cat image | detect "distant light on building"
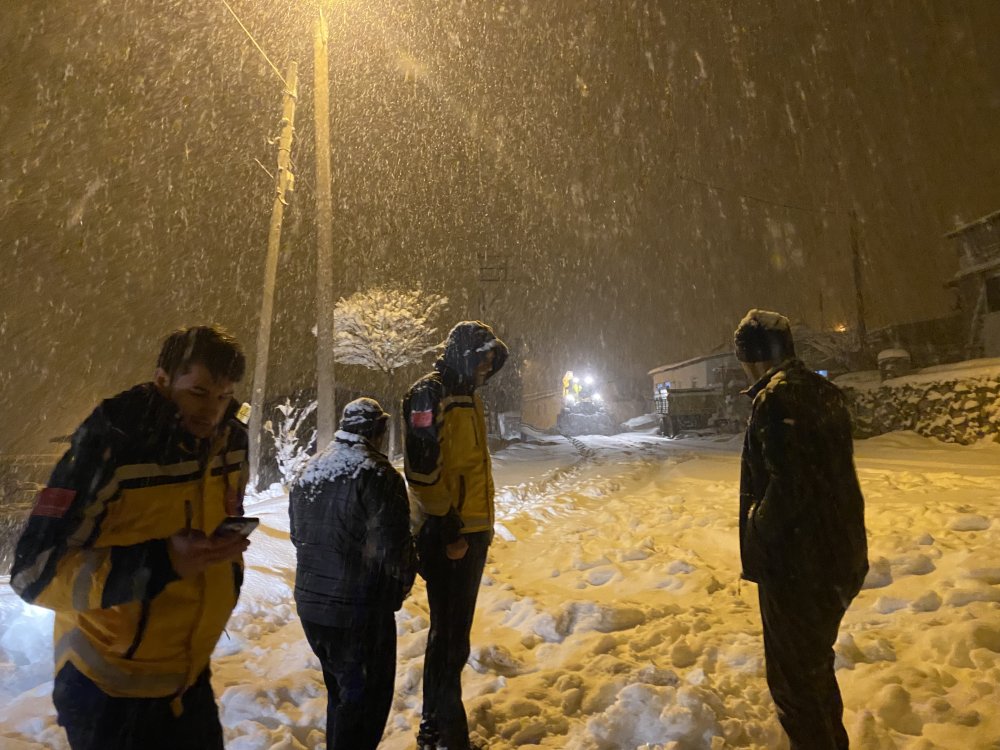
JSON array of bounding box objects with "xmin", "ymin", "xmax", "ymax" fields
[{"xmin": 834, "ymin": 323, "xmax": 848, "ymax": 333}]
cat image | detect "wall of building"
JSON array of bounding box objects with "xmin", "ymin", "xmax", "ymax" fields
[
  {"xmin": 984, "ymin": 312, "xmax": 1000, "ymax": 357},
  {"xmin": 651, "ymin": 361, "xmax": 712, "ymax": 390},
  {"xmin": 521, "ymin": 391, "xmax": 563, "ymax": 431}
]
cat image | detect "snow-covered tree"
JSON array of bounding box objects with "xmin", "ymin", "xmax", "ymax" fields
[
  {"xmin": 333, "ymin": 286, "xmax": 448, "ymax": 456},
  {"xmin": 793, "ymin": 325, "xmax": 859, "ymax": 372},
  {"xmin": 263, "ymin": 399, "xmax": 317, "ymax": 487}
]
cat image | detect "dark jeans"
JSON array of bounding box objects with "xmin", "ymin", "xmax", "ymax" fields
[
  {"xmin": 419, "ymin": 530, "xmax": 490, "ymax": 750},
  {"xmin": 301, "ymin": 611, "xmax": 397, "ymax": 750},
  {"xmin": 52, "ymin": 661, "xmax": 223, "ymax": 750},
  {"xmin": 758, "ymin": 584, "xmax": 851, "ymax": 750}
]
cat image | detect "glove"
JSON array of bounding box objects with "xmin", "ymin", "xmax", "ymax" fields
[{"xmin": 422, "ymin": 507, "xmax": 463, "ymax": 546}]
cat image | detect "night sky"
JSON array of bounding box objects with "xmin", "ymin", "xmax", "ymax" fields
[{"xmin": 2, "ymin": 0, "xmax": 999, "ymax": 455}]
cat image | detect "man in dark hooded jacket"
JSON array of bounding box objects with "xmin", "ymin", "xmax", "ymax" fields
[
  {"xmin": 735, "ymin": 309, "xmax": 868, "ymax": 750},
  {"xmin": 289, "ymin": 397, "xmax": 416, "ymax": 750},
  {"xmin": 403, "ymin": 321, "xmax": 509, "ymax": 750}
]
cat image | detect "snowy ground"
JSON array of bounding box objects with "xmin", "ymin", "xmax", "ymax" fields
[{"xmin": 2, "ymin": 431, "xmax": 1000, "ymax": 749}]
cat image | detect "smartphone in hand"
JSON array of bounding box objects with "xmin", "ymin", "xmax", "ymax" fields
[{"xmin": 214, "ymin": 516, "xmax": 260, "ymax": 538}]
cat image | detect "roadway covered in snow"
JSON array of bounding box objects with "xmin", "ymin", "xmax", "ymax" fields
[{"xmin": 2, "ymin": 431, "xmax": 999, "ymax": 749}]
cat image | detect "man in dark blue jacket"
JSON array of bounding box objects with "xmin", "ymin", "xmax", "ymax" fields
[
  {"xmin": 289, "ymin": 398, "xmax": 416, "ymax": 750},
  {"xmin": 735, "ymin": 309, "xmax": 868, "ymax": 750}
]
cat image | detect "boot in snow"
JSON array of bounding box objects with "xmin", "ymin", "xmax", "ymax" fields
[{"xmin": 416, "ymin": 718, "xmax": 440, "ymax": 750}]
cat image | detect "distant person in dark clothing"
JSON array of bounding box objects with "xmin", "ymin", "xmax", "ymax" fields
[
  {"xmin": 403, "ymin": 321, "xmax": 508, "ymax": 750},
  {"xmin": 735, "ymin": 309, "xmax": 869, "ymax": 750},
  {"xmin": 289, "ymin": 397, "xmax": 416, "ymax": 750},
  {"xmin": 11, "ymin": 325, "xmax": 251, "ymax": 750}
]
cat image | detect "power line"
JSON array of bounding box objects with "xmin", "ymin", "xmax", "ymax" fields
[
  {"xmin": 219, "ymin": 0, "xmax": 288, "ymax": 88},
  {"xmin": 676, "ymin": 169, "xmax": 868, "ymax": 352},
  {"xmin": 675, "ymin": 171, "xmax": 847, "ymax": 217}
]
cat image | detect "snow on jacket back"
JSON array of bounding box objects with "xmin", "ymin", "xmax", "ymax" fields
[
  {"xmin": 10, "ymin": 383, "xmax": 248, "ymax": 700},
  {"xmin": 739, "ymin": 359, "xmax": 869, "ymax": 598},
  {"xmin": 289, "ymin": 430, "xmax": 415, "ymax": 627}
]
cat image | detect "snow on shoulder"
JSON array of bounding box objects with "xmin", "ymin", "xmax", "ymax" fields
[{"xmin": 296, "ymin": 430, "xmax": 384, "ymax": 486}]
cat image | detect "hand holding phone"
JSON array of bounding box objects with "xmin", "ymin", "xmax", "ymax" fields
[
  {"xmin": 169, "ymin": 520, "xmax": 252, "ymax": 578},
  {"xmin": 214, "ymin": 516, "xmax": 260, "ymax": 538}
]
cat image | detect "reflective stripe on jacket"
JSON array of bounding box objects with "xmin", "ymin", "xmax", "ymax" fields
[{"xmin": 11, "ymin": 383, "xmax": 247, "ymax": 699}]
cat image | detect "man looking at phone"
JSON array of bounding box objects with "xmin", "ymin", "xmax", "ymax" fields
[
  {"xmin": 11, "ymin": 325, "xmax": 251, "ymax": 750},
  {"xmin": 290, "ymin": 397, "xmax": 416, "ymax": 750}
]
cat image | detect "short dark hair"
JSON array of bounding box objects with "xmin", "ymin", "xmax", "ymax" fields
[{"xmin": 157, "ymin": 325, "xmax": 246, "ymax": 383}]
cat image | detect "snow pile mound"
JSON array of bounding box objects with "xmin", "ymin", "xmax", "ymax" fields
[
  {"xmin": 4, "ymin": 432, "xmax": 1000, "ymax": 749},
  {"xmin": 575, "ymin": 683, "xmax": 724, "ymax": 749},
  {"xmin": 620, "ymin": 414, "xmax": 660, "ymax": 432}
]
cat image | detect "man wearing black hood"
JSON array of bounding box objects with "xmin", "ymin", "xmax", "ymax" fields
[
  {"xmin": 735, "ymin": 309, "xmax": 868, "ymax": 750},
  {"xmin": 403, "ymin": 321, "xmax": 509, "ymax": 750}
]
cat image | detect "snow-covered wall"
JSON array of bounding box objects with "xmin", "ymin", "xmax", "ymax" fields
[{"xmin": 840, "ymin": 360, "xmax": 1000, "ymax": 445}]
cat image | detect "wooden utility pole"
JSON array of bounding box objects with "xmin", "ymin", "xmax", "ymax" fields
[
  {"xmin": 849, "ymin": 208, "xmax": 870, "ymax": 364},
  {"xmin": 314, "ymin": 8, "xmax": 337, "ymax": 451},
  {"xmin": 249, "ymin": 61, "xmax": 298, "ymax": 485}
]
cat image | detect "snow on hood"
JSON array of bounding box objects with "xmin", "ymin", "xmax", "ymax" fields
[
  {"xmin": 436, "ymin": 320, "xmax": 509, "ymax": 384},
  {"xmin": 737, "ymin": 309, "xmax": 791, "ymax": 333},
  {"xmin": 734, "ymin": 309, "xmax": 795, "ymax": 363}
]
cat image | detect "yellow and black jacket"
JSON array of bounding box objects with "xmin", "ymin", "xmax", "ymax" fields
[
  {"xmin": 403, "ymin": 322, "xmax": 508, "ymax": 541},
  {"xmin": 11, "ymin": 383, "xmax": 248, "ymax": 700}
]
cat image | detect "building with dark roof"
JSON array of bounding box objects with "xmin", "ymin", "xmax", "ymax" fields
[{"xmin": 946, "ymin": 210, "xmax": 1000, "ymax": 358}]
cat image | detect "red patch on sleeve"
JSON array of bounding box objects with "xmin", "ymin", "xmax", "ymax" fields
[
  {"xmin": 411, "ymin": 409, "xmax": 434, "ymax": 428},
  {"xmin": 32, "ymin": 488, "xmax": 77, "ymax": 518}
]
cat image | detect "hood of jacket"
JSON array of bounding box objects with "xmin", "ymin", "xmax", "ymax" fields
[
  {"xmin": 102, "ymin": 383, "xmax": 244, "ymax": 460},
  {"xmin": 435, "ymin": 320, "xmax": 509, "ymax": 387}
]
